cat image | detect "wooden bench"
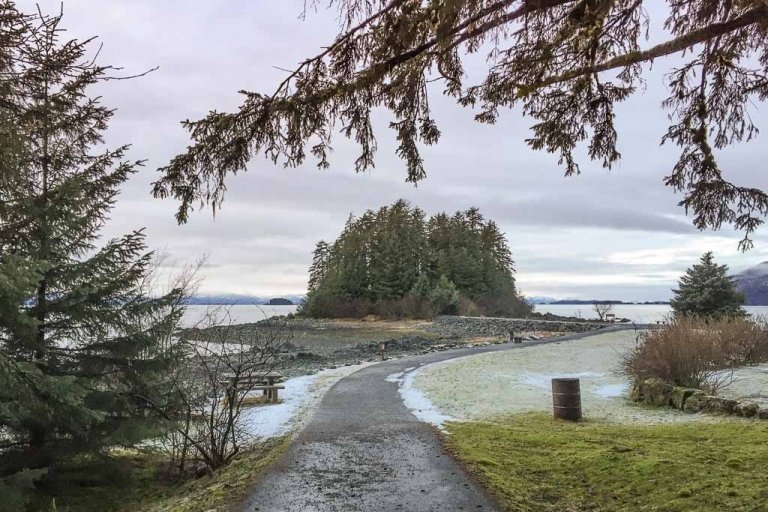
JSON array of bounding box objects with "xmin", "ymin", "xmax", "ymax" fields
[{"xmin": 221, "ymin": 372, "xmax": 285, "ymax": 404}]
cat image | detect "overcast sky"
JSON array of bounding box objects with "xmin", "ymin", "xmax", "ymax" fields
[{"xmin": 24, "ymin": 1, "xmax": 768, "ymax": 301}]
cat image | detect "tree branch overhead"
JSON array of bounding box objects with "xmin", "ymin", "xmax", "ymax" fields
[{"xmin": 153, "ymin": 0, "xmax": 768, "ymax": 247}]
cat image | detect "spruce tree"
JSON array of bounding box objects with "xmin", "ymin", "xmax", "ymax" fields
[
  {"xmin": 0, "ymin": 7, "xmax": 185, "ymax": 507},
  {"xmin": 428, "ymin": 275, "xmax": 460, "ymax": 316},
  {"xmin": 307, "ymin": 240, "xmax": 330, "ymax": 293},
  {"xmin": 670, "ymin": 252, "xmax": 745, "ymax": 317}
]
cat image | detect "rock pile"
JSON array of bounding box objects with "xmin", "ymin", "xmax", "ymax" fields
[
  {"xmin": 427, "ymin": 315, "xmax": 605, "ymax": 338},
  {"xmin": 630, "ymin": 378, "xmax": 767, "ymax": 419}
]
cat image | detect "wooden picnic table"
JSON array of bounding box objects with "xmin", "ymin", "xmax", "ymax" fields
[
  {"xmin": 259, "ymin": 372, "xmax": 284, "ymax": 403},
  {"xmin": 220, "ymin": 372, "xmax": 285, "ymax": 403}
]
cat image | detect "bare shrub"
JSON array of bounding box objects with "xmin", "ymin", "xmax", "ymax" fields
[
  {"xmin": 375, "ymin": 295, "xmax": 434, "ymax": 319},
  {"xmin": 593, "ymin": 303, "xmax": 615, "ymax": 321},
  {"xmin": 142, "ymin": 308, "xmax": 292, "ymax": 473},
  {"xmin": 457, "ymin": 296, "xmax": 482, "ymax": 317},
  {"xmin": 620, "ymin": 316, "xmax": 768, "ymax": 392}
]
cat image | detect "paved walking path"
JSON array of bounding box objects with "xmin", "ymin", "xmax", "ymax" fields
[{"xmin": 242, "ymin": 326, "xmax": 637, "ymax": 511}]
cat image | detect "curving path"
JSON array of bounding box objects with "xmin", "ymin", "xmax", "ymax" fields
[{"xmin": 242, "ymin": 325, "xmax": 637, "ymax": 512}]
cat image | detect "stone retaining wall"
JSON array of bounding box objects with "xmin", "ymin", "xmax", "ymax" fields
[
  {"xmin": 427, "ymin": 315, "xmax": 605, "ymax": 337},
  {"xmin": 631, "ymin": 378, "xmax": 768, "ymax": 419}
]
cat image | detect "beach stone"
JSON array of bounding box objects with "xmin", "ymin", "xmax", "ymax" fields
[
  {"xmin": 682, "ymin": 391, "xmax": 707, "ymax": 413},
  {"xmin": 735, "ymin": 402, "xmax": 759, "ymax": 418},
  {"xmin": 641, "ymin": 378, "xmax": 675, "ymax": 407},
  {"xmin": 428, "ymin": 316, "xmax": 604, "ymax": 338},
  {"xmin": 698, "ymin": 396, "xmax": 739, "ymax": 415},
  {"xmin": 670, "ymin": 387, "xmax": 696, "ymax": 410}
]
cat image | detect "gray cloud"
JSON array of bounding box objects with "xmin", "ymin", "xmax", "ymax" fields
[{"xmin": 24, "ymin": 0, "xmax": 768, "ymax": 299}]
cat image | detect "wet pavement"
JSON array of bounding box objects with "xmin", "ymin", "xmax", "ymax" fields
[{"xmin": 242, "ymin": 326, "xmax": 637, "ymax": 511}]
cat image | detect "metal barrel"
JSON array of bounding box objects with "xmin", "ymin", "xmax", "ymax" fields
[{"xmin": 552, "ymin": 378, "xmax": 582, "ymax": 421}]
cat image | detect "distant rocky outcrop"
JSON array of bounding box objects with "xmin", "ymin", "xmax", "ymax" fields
[
  {"xmin": 732, "ymin": 261, "xmax": 768, "ymax": 305},
  {"xmin": 183, "ymin": 294, "xmax": 305, "ymax": 306},
  {"xmin": 267, "ymin": 298, "xmax": 294, "ymax": 306},
  {"xmin": 427, "ymin": 315, "xmax": 605, "ymax": 337}
]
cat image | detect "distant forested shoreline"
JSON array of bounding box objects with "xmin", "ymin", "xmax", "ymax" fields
[{"xmin": 301, "ymin": 200, "xmax": 531, "ymax": 319}]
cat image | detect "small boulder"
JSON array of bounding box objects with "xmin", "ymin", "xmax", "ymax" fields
[
  {"xmin": 699, "ymin": 395, "xmax": 739, "ymax": 415},
  {"xmin": 683, "ymin": 391, "xmax": 707, "ymax": 413},
  {"xmin": 194, "ymin": 464, "xmax": 210, "ymax": 478},
  {"xmin": 759, "ymin": 409, "xmax": 768, "ymax": 420},
  {"xmin": 641, "ymin": 378, "xmax": 675, "ymax": 407},
  {"xmin": 735, "ymin": 402, "xmax": 759, "ymax": 418},
  {"xmin": 669, "ymin": 387, "xmax": 696, "ymax": 410},
  {"xmin": 629, "ymin": 381, "xmax": 644, "ymax": 402}
]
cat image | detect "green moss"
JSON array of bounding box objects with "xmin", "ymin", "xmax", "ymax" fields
[
  {"xmin": 444, "ymin": 414, "xmax": 768, "ymax": 512},
  {"xmin": 128, "ymin": 437, "xmax": 290, "ymax": 512}
]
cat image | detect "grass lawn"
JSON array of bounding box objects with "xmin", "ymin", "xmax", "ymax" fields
[
  {"xmin": 444, "ymin": 413, "xmax": 768, "ymax": 512},
  {"xmin": 51, "ymin": 437, "xmax": 290, "ymax": 512}
]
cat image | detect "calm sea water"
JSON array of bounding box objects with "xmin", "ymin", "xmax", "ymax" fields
[
  {"xmin": 181, "ymin": 303, "xmax": 768, "ymax": 327},
  {"xmin": 182, "ymin": 304, "xmax": 299, "ymax": 327},
  {"xmin": 535, "ymin": 304, "xmax": 768, "ymax": 324}
]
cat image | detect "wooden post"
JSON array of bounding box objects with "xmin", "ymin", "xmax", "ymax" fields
[{"xmin": 552, "ymin": 378, "xmax": 582, "ymax": 421}]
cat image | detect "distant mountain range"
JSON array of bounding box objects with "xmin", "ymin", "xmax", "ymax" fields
[
  {"xmin": 528, "ymin": 296, "xmax": 668, "ymax": 305},
  {"xmin": 527, "ymin": 296, "xmax": 558, "ymax": 305},
  {"xmin": 182, "ymin": 294, "xmax": 305, "ymax": 306},
  {"xmin": 733, "ymin": 261, "xmax": 768, "ymax": 305}
]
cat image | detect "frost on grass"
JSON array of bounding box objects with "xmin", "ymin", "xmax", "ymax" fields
[
  {"xmin": 387, "ymin": 366, "xmax": 455, "ymax": 429},
  {"xmin": 412, "ymin": 331, "xmax": 721, "ymax": 425},
  {"xmin": 719, "ymin": 363, "xmax": 768, "ymax": 408}
]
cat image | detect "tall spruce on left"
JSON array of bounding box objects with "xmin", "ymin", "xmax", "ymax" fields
[{"xmin": 0, "ymin": 5, "xmax": 184, "ymax": 509}]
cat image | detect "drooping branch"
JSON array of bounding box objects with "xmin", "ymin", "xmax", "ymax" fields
[{"xmin": 154, "ymin": 0, "xmax": 768, "ymax": 248}]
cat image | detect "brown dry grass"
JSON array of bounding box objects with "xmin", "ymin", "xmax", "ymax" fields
[{"xmin": 621, "ymin": 316, "xmax": 768, "ymax": 392}]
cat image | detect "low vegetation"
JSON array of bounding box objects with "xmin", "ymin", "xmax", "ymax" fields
[
  {"xmin": 445, "ymin": 414, "xmax": 768, "ymax": 512},
  {"xmin": 42, "ymin": 437, "xmax": 289, "ymax": 512},
  {"xmin": 621, "ymin": 316, "xmax": 768, "ymax": 392},
  {"xmin": 301, "ymin": 200, "xmax": 531, "ymax": 319}
]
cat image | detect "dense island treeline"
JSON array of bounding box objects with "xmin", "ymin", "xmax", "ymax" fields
[{"xmin": 301, "ymin": 200, "xmax": 531, "ymax": 319}]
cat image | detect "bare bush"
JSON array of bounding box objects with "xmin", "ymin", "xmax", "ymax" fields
[
  {"xmin": 143, "ymin": 308, "xmax": 292, "ymax": 473},
  {"xmin": 620, "ymin": 316, "xmax": 768, "ymax": 392},
  {"xmin": 593, "ymin": 303, "xmax": 615, "ymax": 321}
]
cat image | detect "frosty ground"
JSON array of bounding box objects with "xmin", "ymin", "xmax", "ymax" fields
[{"xmin": 398, "ymin": 329, "xmax": 768, "ymax": 425}]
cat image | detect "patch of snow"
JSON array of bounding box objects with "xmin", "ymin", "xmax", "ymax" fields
[
  {"xmin": 520, "ymin": 372, "xmax": 603, "ymax": 390},
  {"xmin": 238, "ymin": 361, "xmax": 378, "ymax": 440},
  {"xmin": 385, "ymin": 367, "xmax": 416, "ymax": 383},
  {"xmin": 594, "ymin": 383, "xmax": 629, "ymax": 398},
  {"xmin": 388, "ymin": 365, "xmax": 455, "ymax": 429},
  {"xmin": 239, "ymin": 374, "xmax": 317, "ymax": 438}
]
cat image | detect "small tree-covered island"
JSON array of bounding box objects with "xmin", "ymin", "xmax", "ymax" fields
[{"xmin": 302, "ymin": 200, "xmax": 531, "ymax": 319}]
